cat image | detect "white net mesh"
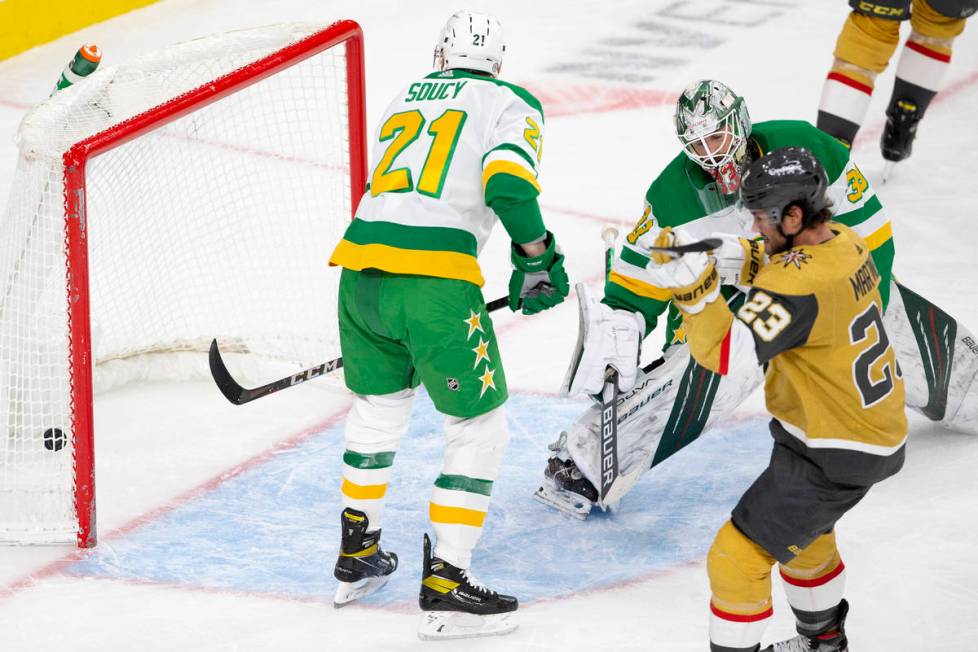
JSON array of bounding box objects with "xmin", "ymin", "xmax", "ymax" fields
[{"xmin": 0, "ymin": 23, "xmax": 356, "ymax": 544}]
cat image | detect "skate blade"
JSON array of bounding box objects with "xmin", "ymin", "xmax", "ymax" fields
[
  {"xmin": 333, "ymin": 576, "xmax": 390, "ymax": 608},
  {"xmin": 881, "ymin": 160, "xmax": 896, "ymax": 184},
  {"xmin": 532, "ymin": 483, "xmax": 592, "ymax": 520},
  {"xmin": 417, "ymin": 610, "xmax": 518, "ymax": 641}
]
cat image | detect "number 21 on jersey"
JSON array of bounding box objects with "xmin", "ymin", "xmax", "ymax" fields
[{"xmin": 370, "ymin": 109, "xmax": 467, "ymax": 199}]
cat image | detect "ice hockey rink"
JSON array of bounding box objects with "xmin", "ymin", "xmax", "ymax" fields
[{"xmin": 1, "ymin": 1, "xmax": 977, "ymax": 649}]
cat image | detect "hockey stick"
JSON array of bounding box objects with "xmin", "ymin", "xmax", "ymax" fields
[
  {"xmin": 210, "ymin": 295, "xmax": 510, "ymax": 405},
  {"xmin": 649, "ymin": 237, "xmax": 721, "ymax": 256},
  {"xmin": 598, "ymin": 227, "xmax": 621, "ymax": 503}
]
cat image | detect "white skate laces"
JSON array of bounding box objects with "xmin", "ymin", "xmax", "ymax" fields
[{"xmin": 461, "ymin": 569, "xmax": 492, "ymax": 594}]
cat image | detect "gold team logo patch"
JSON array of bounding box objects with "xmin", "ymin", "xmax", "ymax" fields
[{"xmin": 781, "ymin": 249, "xmax": 811, "ymax": 270}]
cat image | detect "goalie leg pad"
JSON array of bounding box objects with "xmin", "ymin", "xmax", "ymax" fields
[
  {"xmin": 558, "ymin": 346, "xmax": 764, "ymax": 508},
  {"xmin": 886, "ymin": 281, "xmax": 978, "ymax": 435}
]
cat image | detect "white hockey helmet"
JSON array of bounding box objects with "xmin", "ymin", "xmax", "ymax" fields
[{"xmin": 433, "ymin": 11, "xmax": 505, "ymax": 77}]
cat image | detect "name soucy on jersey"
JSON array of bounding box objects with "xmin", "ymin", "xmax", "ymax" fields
[{"xmin": 330, "ymin": 69, "xmax": 546, "ymax": 286}]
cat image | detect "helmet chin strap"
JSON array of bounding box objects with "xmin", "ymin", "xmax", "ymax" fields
[{"xmin": 776, "ymin": 214, "xmax": 802, "ymax": 250}]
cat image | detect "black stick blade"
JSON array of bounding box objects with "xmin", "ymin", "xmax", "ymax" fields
[
  {"xmin": 209, "ymin": 339, "xmax": 246, "ymax": 405},
  {"xmin": 649, "ymin": 237, "xmax": 722, "ymax": 255}
]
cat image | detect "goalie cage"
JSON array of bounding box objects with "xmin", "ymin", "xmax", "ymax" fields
[{"xmin": 0, "ymin": 21, "xmax": 367, "ymax": 547}]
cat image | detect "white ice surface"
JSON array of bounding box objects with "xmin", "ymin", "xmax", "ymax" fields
[{"xmin": 1, "ymin": 1, "xmax": 978, "ymax": 650}]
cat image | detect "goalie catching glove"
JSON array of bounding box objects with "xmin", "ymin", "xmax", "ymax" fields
[
  {"xmin": 651, "ymin": 227, "xmax": 721, "ymax": 314},
  {"xmin": 561, "ymin": 283, "xmax": 645, "ymax": 396},
  {"xmin": 508, "ymin": 231, "xmax": 570, "ymax": 314}
]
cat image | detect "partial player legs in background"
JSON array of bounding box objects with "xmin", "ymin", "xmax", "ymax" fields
[
  {"xmin": 419, "ymin": 404, "xmax": 519, "ymax": 640},
  {"xmin": 881, "ymin": 0, "xmax": 968, "ymax": 169},
  {"xmin": 817, "ymin": 0, "xmax": 970, "ymax": 177},
  {"xmin": 333, "ymin": 389, "xmax": 414, "ymax": 606},
  {"xmin": 817, "ymin": 5, "xmax": 902, "ymax": 147}
]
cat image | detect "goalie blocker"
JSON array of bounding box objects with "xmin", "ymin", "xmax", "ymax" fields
[{"xmin": 537, "ymin": 279, "xmax": 978, "ymax": 518}]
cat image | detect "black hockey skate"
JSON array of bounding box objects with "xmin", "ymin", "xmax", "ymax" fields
[
  {"xmin": 881, "ymin": 99, "xmax": 921, "ymax": 182},
  {"xmin": 881, "ymin": 99, "xmax": 921, "ymax": 162},
  {"xmin": 417, "ymin": 533, "xmax": 518, "ymax": 640},
  {"xmin": 762, "ymin": 600, "xmax": 849, "ymax": 652},
  {"xmin": 533, "ymin": 433, "xmax": 599, "ymax": 520},
  {"xmin": 333, "ymin": 508, "xmax": 398, "ymax": 607}
]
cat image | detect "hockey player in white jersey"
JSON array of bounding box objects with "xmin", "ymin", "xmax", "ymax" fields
[{"xmin": 328, "ymin": 11, "xmax": 568, "ymax": 640}]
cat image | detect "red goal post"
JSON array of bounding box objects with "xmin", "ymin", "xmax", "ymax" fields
[{"xmin": 0, "ymin": 21, "xmax": 366, "ymax": 547}]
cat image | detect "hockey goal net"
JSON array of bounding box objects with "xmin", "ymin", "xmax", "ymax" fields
[{"xmin": 0, "ymin": 21, "xmax": 366, "ymax": 547}]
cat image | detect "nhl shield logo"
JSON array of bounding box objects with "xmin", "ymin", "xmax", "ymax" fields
[{"xmin": 447, "ymin": 377, "xmax": 460, "ymax": 392}]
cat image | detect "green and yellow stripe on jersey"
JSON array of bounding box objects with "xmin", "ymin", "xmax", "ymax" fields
[
  {"xmin": 482, "ymin": 143, "xmax": 546, "ymax": 245},
  {"xmin": 330, "ymin": 218, "xmax": 485, "ymax": 286}
]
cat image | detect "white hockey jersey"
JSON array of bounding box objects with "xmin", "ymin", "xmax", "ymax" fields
[{"xmin": 330, "ymin": 69, "xmax": 546, "ymax": 287}]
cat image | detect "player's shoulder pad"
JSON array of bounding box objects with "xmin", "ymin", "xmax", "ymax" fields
[
  {"xmin": 425, "ymin": 70, "xmax": 544, "ymax": 118},
  {"xmin": 759, "ymin": 224, "xmax": 870, "ymax": 295},
  {"xmin": 755, "ymin": 247, "xmax": 824, "ymax": 296},
  {"xmin": 647, "ymin": 153, "xmax": 708, "ymax": 227},
  {"xmin": 753, "ymin": 119, "xmax": 850, "ymax": 181}
]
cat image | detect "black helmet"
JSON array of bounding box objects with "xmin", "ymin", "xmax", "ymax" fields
[{"xmin": 739, "ymin": 146, "xmax": 831, "ymax": 225}]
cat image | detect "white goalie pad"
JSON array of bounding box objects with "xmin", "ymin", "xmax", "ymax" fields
[
  {"xmin": 885, "ymin": 281, "xmax": 978, "ymax": 435},
  {"xmin": 561, "ymin": 343, "xmax": 764, "ymax": 508}
]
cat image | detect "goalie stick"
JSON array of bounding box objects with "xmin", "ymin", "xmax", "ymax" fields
[
  {"xmin": 599, "ymin": 227, "xmax": 620, "ymax": 503},
  {"xmin": 210, "ymin": 295, "xmax": 510, "ymax": 405}
]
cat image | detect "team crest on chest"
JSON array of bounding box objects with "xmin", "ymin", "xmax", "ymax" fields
[{"xmin": 781, "ymin": 249, "xmax": 811, "ymax": 270}]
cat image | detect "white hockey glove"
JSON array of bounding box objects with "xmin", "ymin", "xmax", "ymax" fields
[
  {"xmin": 561, "ymin": 283, "xmax": 645, "ymax": 396},
  {"xmin": 650, "ymin": 227, "xmax": 720, "ymax": 315},
  {"xmin": 709, "ymin": 232, "xmax": 765, "ymax": 287}
]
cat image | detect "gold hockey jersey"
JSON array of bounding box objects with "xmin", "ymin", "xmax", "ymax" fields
[{"xmin": 683, "ymin": 223, "xmax": 907, "ymax": 485}]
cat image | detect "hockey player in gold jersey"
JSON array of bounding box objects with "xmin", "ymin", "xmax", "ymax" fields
[
  {"xmin": 817, "ymin": 0, "xmax": 975, "ymax": 174},
  {"xmin": 650, "ymin": 147, "xmax": 907, "ymax": 652}
]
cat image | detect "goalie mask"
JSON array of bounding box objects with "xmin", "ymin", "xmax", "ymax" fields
[
  {"xmin": 434, "ymin": 11, "xmax": 505, "ymax": 77},
  {"xmin": 674, "ymin": 80, "xmax": 752, "ymax": 195}
]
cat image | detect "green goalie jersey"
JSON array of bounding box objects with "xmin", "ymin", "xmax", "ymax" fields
[
  {"xmin": 330, "ymin": 69, "xmax": 546, "ymax": 287},
  {"xmin": 606, "ymin": 119, "xmax": 895, "ymax": 350}
]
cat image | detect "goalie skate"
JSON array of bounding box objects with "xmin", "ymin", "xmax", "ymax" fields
[
  {"xmin": 532, "ymin": 435, "xmax": 598, "ymax": 519},
  {"xmin": 533, "ymin": 477, "xmax": 594, "ymax": 520}
]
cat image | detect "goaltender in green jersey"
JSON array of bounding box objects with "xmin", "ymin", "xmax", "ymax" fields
[{"xmin": 535, "ymin": 79, "xmax": 978, "ymax": 519}]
